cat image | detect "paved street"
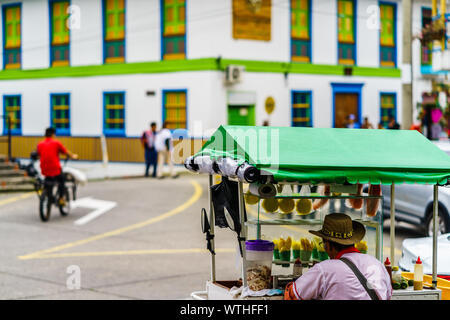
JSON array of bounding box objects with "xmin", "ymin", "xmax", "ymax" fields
[{"xmin": 0, "ymin": 174, "xmax": 426, "ymax": 300}]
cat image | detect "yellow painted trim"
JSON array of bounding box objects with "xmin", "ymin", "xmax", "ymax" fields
[
  {"xmin": 52, "ymin": 60, "xmax": 70, "ymax": 67},
  {"xmin": 293, "ymin": 103, "xmax": 310, "ymax": 109},
  {"xmin": 105, "ymin": 104, "xmax": 124, "ymax": 110},
  {"xmin": 381, "ymin": 61, "xmax": 395, "ymax": 67},
  {"xmin": 53, "ymin": 105, "xmax": 69, "ymax": 110},
  {"xmin": 17, "ymin": 180, "xmax": 203, "ymax": 260},
  {"xmin": 163, "ymin": 53, "xmax": 186, "ymax": 60},
  {"xmin": 293, "ymin": 117, "xmax": 310, "ymax": 122},
  {"xmin": 105, "ymin": 57, "xmax": 125, "ymax": 64},
  {"xmin": 292, "ymin": 56, "xmax": 310, "ymax": 63},
  {"xmin": 106, "ymin": 119, "xmax": 124, "ymax": 124},
  {"xmin": 339, "ymin": 59, "xmax": 355, "ymax": 66},
  {"xmin": 53, "ymin": 119, "xmax": 69, "ymax": 124},
  {"xmin": 4, "ymin": 63, "xmax": 21, "ymax": 70}
]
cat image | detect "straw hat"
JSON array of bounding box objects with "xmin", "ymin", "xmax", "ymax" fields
[{"xmin": 309, "ymin": 213, "xmax": 366, "ymax": 245}]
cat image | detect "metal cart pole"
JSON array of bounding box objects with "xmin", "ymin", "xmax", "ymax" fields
[
  {"xmin": 208, "ymin": 174, "xmax": 216, "ymax": 282},
  {"xmin": 390, "ymin": 184, "xmax": 396, "ymax": 266},
  {"xmin": 432, "ymin": 185, "xmax": 438, "ymax": 289},
  {"xmin": 238, "ymin": 181, "xmax": 247, "ymax": 288}
]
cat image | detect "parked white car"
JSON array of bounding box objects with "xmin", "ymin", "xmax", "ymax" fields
[
  {"xmin": 379, "ymin": 140, "xmax": 450, "ymax": 237},
  {"xmin": 399, "ymin": 233, "xmax": 450, "ymax": 278}
]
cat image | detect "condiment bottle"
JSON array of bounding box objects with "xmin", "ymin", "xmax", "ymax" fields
[
  {"xmin": 392, "ymin": 266, "xmax": 402, "ymax": 284},
  {"xmin": 414, "ymin": 256, "xmax": 424, "ymax": 291},
  {"xmin": 384, "ymin": 257, "xmax": 392, "ymax": 283},
  {"xmin": 293, "ymin": 258, "xmax": 303, "ymax": 277}
]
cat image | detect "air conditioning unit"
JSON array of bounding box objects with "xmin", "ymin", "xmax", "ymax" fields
[{"xmin": 225, "ymin": 65, "xmax": 245, "ymax": 84}]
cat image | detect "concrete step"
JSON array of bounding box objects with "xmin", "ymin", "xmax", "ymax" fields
[
  {"xmin": 0, "ymin": 162, "xmax": 17, "ymax": 170},
  {"xmin": 0, "ymin": 176, "xmax": 35, "ymax": 185},
  {"xmin": 0, "ymin": 184, "xmax": 35, "ymax": 192},
  {"xmin": 0, "ymin": 169, "xmax": 27, "ymax": 178}
]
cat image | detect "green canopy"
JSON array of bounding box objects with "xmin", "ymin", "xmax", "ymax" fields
[{"xmin": 195, "ymin": 125, "xmax": 450, "ymax": 185}]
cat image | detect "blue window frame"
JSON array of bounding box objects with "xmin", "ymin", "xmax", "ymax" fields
[
  {"xmin": 380, "ymin": 92, "xmax": 396, "ymax": 128},
  {"xmin": 292, "ymin": 91, "xmax": 313, "ymax": 127},
  {"xmin": 331, "ymin": 83, "xmax": 364, "ymax": 128},
  {"xmin": 3, "ymin": 95, "xmax": 21, "ymax": 135},
  {"xmin": 103, "ymin": 91, "xmax": 125, "ymax": 136},
  {"xmin": 50, "ymin": 93, "xmax": 70, "ymax": 136},
  {"xmin": 49, "ymin": 0, "xmax": 71, "ymax": 67},
  {"xmin": 379, "ymin": 1, "xmax": 397, "ymax": 68},
  {"xmin": 337, "ymin": 0, "xmax": 357, "ymax": 66},
  {"xmin": 2, "ymin": 3, "xmax": 22, "ymax": 70},
  {"xmin": 102, "ymin": 0, "xmax": 126, "ymax": 64},
  {"xmin": 162, "ymin": 89, "xmax": 187, "ymax": 130},
  {"xmin": 290, "ymin": 0, "xmax": 312, "ymax": 63}
]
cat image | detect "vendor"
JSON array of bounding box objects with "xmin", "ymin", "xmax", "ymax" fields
[{"xmin": 285, "ymin": 213, "xmax": 392, "ymax": 300}]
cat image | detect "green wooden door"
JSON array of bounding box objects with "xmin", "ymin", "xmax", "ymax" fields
[{"xmin": 228, "ymin": 105, "xmax": 255, "ymax": 125}]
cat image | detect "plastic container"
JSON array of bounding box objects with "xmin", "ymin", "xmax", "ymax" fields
[
  {"xmin": 384, "ymin": 257, "xmax": 392, "ymax": 283},
  {"xmin": 392, "ymin": 266, "xmax": 402, "ymax": 284},
  {"xmin": 245, "ymin": 240, "xmax": 274, "ymax": 291},
  {"xmin": 414, "ymin": 256, "xmax": 424, "ymax": 291}
]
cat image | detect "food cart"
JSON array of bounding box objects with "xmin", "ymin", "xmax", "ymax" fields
[{"xmin": 186, "ymin": 125, "xmax": 450, "ymax": 300}]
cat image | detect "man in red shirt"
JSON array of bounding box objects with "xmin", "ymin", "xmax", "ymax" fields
[{"xmin": 37, "ymin": 127, "xmax": 78, "ymax": 203}]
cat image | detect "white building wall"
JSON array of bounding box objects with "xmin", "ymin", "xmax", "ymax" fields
[
  {"xmin": 126, "ymin": 0, "xmax": 160, "ymax": 63},
  {"xmin": 0, "ymin": 0, "xmax": 406, "ymax": 138},
  {"xmin": 312, "ymin": 0, "xmax": 337, "ymax": 65},
  {"xmin": 71, "ymin": 0, "xmax": 103, "ymax": 66}
]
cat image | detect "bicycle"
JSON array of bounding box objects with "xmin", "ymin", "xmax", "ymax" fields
[{"xmin": 21, "ymin": 152, "xmax": 77, "ymax": 222}]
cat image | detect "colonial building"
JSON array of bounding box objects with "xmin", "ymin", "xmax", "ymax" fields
[{"xmin": 0, "ymin": 0, "xmax": 403, "ymax": 162}]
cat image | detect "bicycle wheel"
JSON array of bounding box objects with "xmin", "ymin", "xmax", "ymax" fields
[
  {"xmin": 59, "ymin": 188, "xmax": 71, "ymax": 216},
  {"xmin": 39, "ymin": 187, "xmax": 52, "ymax": 222}
]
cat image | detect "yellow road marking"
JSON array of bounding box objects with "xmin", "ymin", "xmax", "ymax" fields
[
  {"xmin": 18, "ymin": 180, "xmax": 203, "ymax": 260},
  {"xmin": 0, "ymin": 192, "xmax": 34, "ymax": 208},
  {"xmin": 20, "ymin": 248, "xmax": 235, "ymax": 260}
]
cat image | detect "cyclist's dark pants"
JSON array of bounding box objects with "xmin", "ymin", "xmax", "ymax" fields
[{"xmin": 44, "ymin": 174, "xmax": 65, "ymax": 199}]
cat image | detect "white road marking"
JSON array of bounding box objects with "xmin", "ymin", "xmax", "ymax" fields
[{"xmin": 71, "ymin": 197, "xmax": 117, "ymax": 226}]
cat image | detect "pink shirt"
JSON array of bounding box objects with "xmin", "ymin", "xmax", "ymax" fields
[{"xmin": 293, "ymin": 252, "xmax": 393, "ymax": 300}]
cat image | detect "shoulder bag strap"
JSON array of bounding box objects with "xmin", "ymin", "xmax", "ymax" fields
[{"xmin": 340, "ymin": 257, "xmax": 380, "ymax": 300}]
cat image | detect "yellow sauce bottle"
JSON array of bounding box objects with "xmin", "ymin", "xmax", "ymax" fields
[{"xmin": 414, "ymin": 256, "xmax": 423, "ymax": 291}]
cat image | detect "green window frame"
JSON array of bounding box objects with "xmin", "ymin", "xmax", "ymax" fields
[
  {"xmin": 51, "ymin": 94, "xmax": 70, "ymax": 135},
  {"xmin": 379, "ymin": 3, "xmax": 396, "ymax": 67},
  {"xmin": 3, "ymin": 5, "xmax": 21, "ymax": 70},
  {"xmin": 292, "ymin": 91, "xmax": 312, "ymax": 127},
  {"xmin": 104, "ymin": 92, "xmax": 125, "ymax": 136},
  {"xmin": 3, "ymin": 95, "xmax": 21, "ymax": 135},
  {"xmin": 380, "ymin": 93, "xmax": 396, "ymax": 128},
  {"xmin": 291, "ymin": 0, "xmax": 311, "ymax": 63},
  {"xmin": 103, "ymin": 0, "xmax": 125, "ymax": 64},
  {"xmin": 337, "ymin": 0, "xmax": 355, "ymax": 65},
  {"xmin": 163, "ymin": 90, "xmax": 187, "ymax": 129},
  {"xmin": 162, "ymin": 0, "xmax": 186, "ymax": 60},
  {"xmin": 50, "ymin": 1, "xmax": 70, "ymax": 67}
]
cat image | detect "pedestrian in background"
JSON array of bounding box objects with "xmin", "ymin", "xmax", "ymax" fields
[
  {"xmin": 155, "ymin": 121, "xmax": 179, "ymax": 179},
  {"xmin": 141, "ymin": 122, "xmax": 158, "ymax": 178},
  {"xmin": 361, "ymin": 117, "xmax": 374, "ymax": 129},
  {"xmin": 377, "ymin": 122, "xmax": 385, "ymax": 129},
  {"xmin": 387, "ymin": 116, "xmax": 400, "ymax": 130},
  {"xmin": 346, "ymin": 114, "xmax": 360, "ymax": 129}
]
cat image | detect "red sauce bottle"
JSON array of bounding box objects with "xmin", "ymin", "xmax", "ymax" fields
[{"xmin": 384, "ymin": 257, "xmax": 392, "ymax": 284}]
